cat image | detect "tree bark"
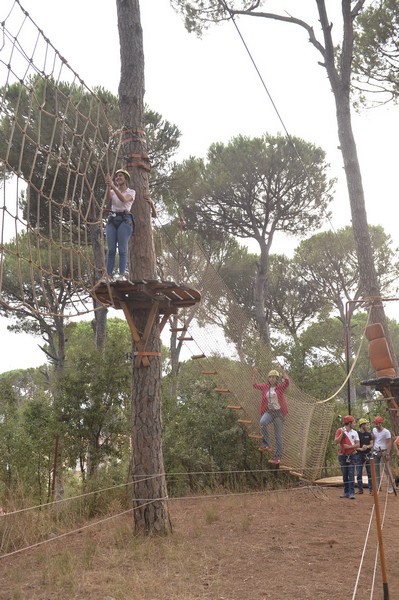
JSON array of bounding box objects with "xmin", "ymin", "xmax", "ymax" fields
[
  {"xmin": 254, "ymin": 240, "xmax": 271, "ymax": 349},
  {"xmin": 116, "ymin": 0, "xmax": 171, "ymax": 534}
]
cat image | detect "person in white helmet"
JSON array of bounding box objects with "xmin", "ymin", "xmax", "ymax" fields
[{"xmin": 252, "ymin": 367, "xmax": 289, "ymax": 464}]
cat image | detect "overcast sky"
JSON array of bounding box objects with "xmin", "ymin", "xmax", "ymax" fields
[{"xmin": 1, "ymin": 0, "xmax": 398, "ymax": 372}]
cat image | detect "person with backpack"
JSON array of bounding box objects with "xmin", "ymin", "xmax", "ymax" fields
[
  {"xmin": 334, "ymin": 415, "xmax": 359, "ymax": 499},
  {"xmin": 354, "ymin": 418, "xmax": 374, "ymax": 495}
]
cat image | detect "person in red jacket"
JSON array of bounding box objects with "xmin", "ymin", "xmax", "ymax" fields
[
  {"xmin": 253, "ymin": 367, "xmax": 289, "ymax": 464},
  {"xmin": 334, "ymin": 415, "xmax": 359, "ymax": 499}
]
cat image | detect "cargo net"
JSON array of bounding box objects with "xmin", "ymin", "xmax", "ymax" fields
[
  {"xmin": 0, "ymin": 1, "xmax": 335, "ymax": 480},
  {"xmin": 156, "ymin": 228, "xmax": 335, "ymax": 481},
  {"xmin": 0, "ymin": 0, "xmax": 122, "ymax": 319}
]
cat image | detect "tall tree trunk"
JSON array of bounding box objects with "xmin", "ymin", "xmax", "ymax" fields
[
  {"xmin": 116, "ymin": 0, "xmax": 171, "ymax": 534},
  {"xmin": 89, "ymin": 222, "xmax": 108, "ymax": 352},
  {"xmin": 318, "ymin": 0, "xmax": 398, "ymax": 431},
  {"xmin": 254, "ymin": 241, "xmax": 271, "ymax": 349}
]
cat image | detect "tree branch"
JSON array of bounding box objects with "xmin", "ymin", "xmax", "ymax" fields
[{"xmin": 227, "ymin": 7, "xmax": 326, "ymax": 59}]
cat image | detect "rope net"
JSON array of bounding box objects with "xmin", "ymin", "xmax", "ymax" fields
[
  {"xmin": 0, "ymin": 0, "xmax": 122, "ymax": 318},
  {"xmin": 156, "ymin": 228, "xmax": 335, "ymax": 480},
  {"xmin": 1, "ymin": 1, "xmax": 335, "ymax": 480}
]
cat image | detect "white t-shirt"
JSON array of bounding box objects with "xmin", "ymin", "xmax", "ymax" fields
[
  {"xmin": 373, "ymin": 427, "xmax": 391, "ymax": 451},
  {"xmin": 111, "ymin": 187, "xmax": 135, "ymax": 212},
  {"xmin": 267, "ymin": 387, "xmax": 280, "ymax": 410}
]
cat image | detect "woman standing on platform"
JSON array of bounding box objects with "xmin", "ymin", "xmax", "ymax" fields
[{"xmin": 101, "ymin": 169, "xmax": 135, "ymax": 283}]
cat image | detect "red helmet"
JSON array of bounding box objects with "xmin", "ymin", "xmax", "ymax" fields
[
  {"xmin": 374, "ymin": 416, "xmax": 384, "ymax": 424},
  {"xmin": 343, "ymin": 415, "xmax": 355, "ymax": 424}
]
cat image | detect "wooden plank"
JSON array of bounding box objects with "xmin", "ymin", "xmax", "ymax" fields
[
  {"xmin": 227, "ymin": 406, "xmax": 242, "ymax": 410},
  {"xmin": 215, "ymin": 388, "xmax": 230, "ymax": 393},
  {"xmin": 119, "ymin": 300, "xmax": 149, "ymax": 367},
  {"xmin": 191, "ymin": 354, "xmax": 205, "ymax": 360},
  {"xmin": 237, "ymin": 419, "xmax": 252, "ymax": 424},
  {"xmin": 159, "ymin": 312, "xmax": 171, "ymax": 333},
  {"xmin": 134, "ymin": 301, "xmax": 159, "ymax": 368}
]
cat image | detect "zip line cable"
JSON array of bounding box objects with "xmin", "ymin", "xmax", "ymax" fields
[{"xmin": 219, "ymin": 0, "xmax": 337, "ymax": 233}]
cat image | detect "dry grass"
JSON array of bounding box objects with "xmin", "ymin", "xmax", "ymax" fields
[{"xmin": 1, "ymin": 487, "xmax": 398, "ymax": 599}]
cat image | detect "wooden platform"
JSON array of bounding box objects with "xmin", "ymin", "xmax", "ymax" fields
[
  {"xmin": 90, "ymin": 279, "xmax": 201, "ymax": 313},
  {"xmin": 314, "ymin": 475, "xmax": 370, "ymax": 487}
]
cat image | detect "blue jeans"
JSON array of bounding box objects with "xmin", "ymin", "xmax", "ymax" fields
[
  {"xmin": 260, "ymin": 410, "xmax": 284, "ymax": 460},
  {"xmin": 373, "ymin": 451, "xmax": 393, "ymax": 492},
  {"xmin": 105, "ymin": 215, "xmax": 133, "ymax": 275},
  {"xmin": 338, "ymin": 455, "xmax": 355, "ymax": 496},
  {"xmin": 354, "ymin": 453, "xmax": 372, "ymax": 492}
]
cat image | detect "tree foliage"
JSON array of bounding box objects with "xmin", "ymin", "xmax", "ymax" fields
[
  {"xmin": 353, "ymin": 0, "xmax": 399, "ymax": 103},
  {"xmin": 173, "ymin": 133, "xmax": 333, "ymax": 347}
]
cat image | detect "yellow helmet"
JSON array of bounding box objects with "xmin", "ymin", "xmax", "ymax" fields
[
  {"xmin": 114, "ymin": 168, "xmax": 131, "ymax": 181},
  {"xmin": 358, "ymin": 418, "xmax": 369, "ymax": 427},
  {"xmin": 268, "ymin": 369, "xmax": 279, "ymax": 378}
]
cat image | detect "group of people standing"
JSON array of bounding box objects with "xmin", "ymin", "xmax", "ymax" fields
[
  {"xmin": 251, "ymin": 365, "xmax": 399, "ymax": 496},
  {"xmin": 334, "ymin": 414, "xmax": 397, "ymax": 499}
]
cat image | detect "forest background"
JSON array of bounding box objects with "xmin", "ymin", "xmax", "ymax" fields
[
  {"xmin": 1, "ymin": 0, "xmax": 399, "ymax": 371},
  {"xmin": 1, "ymin": 0, "xmax": 399, "ymax": 515}
]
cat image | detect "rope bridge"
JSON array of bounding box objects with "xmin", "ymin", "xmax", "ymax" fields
[
  {"xmin": 1, "ymin": 0, "xmax": 336, "ymax": 480},
  {"xmin": 156, "ymin": 228, "xmax": 336, "ymax": 480}
]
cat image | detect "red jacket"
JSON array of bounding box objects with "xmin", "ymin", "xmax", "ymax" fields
[{"xmin": 253, "ymin": 378, "xmax": 289, "ymax": 416}]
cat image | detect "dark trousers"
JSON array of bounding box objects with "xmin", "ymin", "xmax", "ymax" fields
[
  {"xmin": 338, "ymin": 455, "xmax": 355, "ymax": 496},
  {"xmin": 354, "ymin": 453, "xmax": 372, "ymax": 492}
]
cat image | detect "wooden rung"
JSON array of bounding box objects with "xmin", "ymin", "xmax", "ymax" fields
[
  {"xmin": 249, "ymin": 434, "xmax": 262, "ymax": 440},
  {"xmin": 133, "ymin": 352, "xmax": 161, "ymax": 356},
  {"xmin": 227, "ymin": 405, "xmax": 242, "ymax": 410},
  {"xmin": 215, "ymin": 388, "xmax": 230, "ymax": 393},
  {"xmin": 202, "ymin": 371, "xmax": 217, "ymax": 375},
  {"xmin": 177, "ymin": 337, "xmax": 193, "ymax": 341},
  {"xmin": 289, "ymin": 470, "xmax": 305, "ymax": 479},
  {"xmin": 237, "ymin": 419, "xmax": 252, "ymax": 424},
  {"xmin": 169, "ymin": 327, "xmax": 187, "ymax": 332},
  {"xmin": 191, "ymin": 354, "xmax": 206, "ymax": 360}
]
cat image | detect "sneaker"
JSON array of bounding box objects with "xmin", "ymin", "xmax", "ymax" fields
[
  {"xmin": 99, "ymin": 274, "xmax": 113, "ymax": 284},
  {"xmin": 349, "ymin": 494, "xmax": 355, "ymax": 499},
  {"xmin": 369, "ymin": 490, "xmax": 373, "ymax": 495},
  {"xmin": 356, "ymin": 490, "xmax": 363, "ymax": 494},
  {"xmin": 270, "ymin": 458, "xmax": 281, "ymax": 464},
  {"xmin": 114, "ymin": 274, "xmax": 128, "ymax": 282},
  {"xmin": 339, "ymin": 494, "xmax": 349, "ymax": 498},
  {"xmin": 258, "ymin": 445, "xmax": 271, "ymax": 452},
  {"xmin": 388, "ymin": 489, "xmax": 394, "ymax": 494}
]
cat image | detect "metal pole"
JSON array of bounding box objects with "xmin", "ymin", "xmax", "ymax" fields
[
  {"xmin": 345, "ymin": 303, "xmax": 351, "ymax": 415},
  {"xmin": 370, "ymin": 458, "xmax": 390, "ymax": 599}
]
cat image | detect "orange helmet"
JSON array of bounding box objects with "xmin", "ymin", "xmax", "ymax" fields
[{"xmin": 343, "ymin": 415, "xmax": 355, "ymax": 424}]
